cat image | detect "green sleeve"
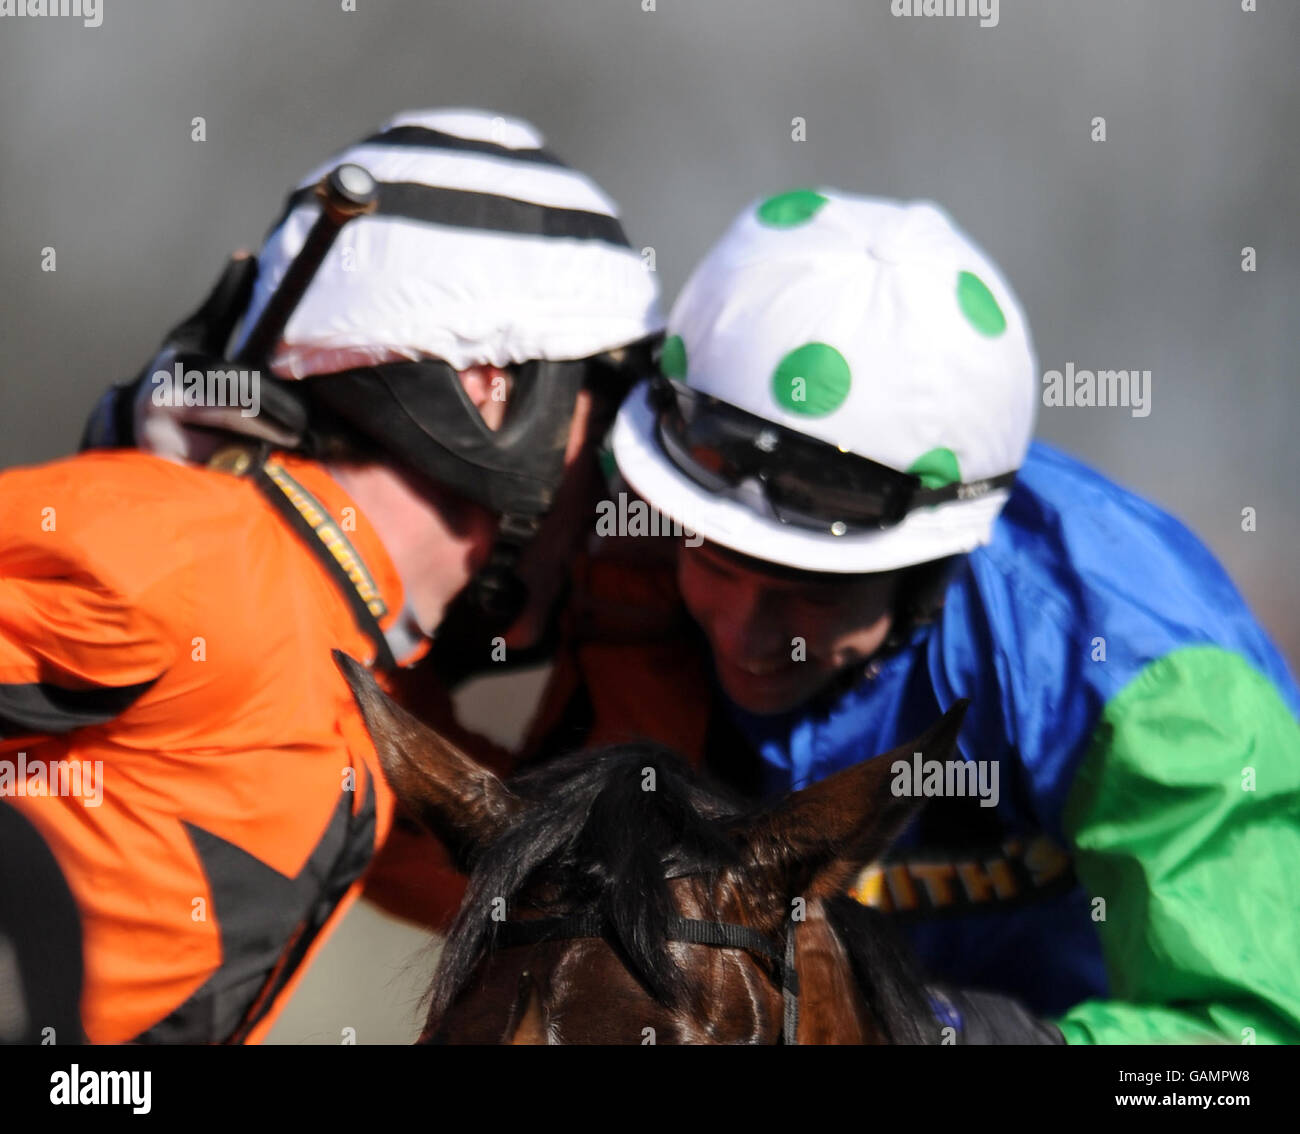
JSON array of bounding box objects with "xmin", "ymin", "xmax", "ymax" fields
[{"xmin": 1055, "ymin": 645, "xmax": 1300, "ymax": 1045}]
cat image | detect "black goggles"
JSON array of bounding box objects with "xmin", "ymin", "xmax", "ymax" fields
[{"xmin": 650, "ymin": 376, "xmax": 1017, "ymax": 536}]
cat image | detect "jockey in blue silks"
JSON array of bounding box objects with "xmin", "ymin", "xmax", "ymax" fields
[{"xmin": 609, "ymin": 188, "xmax": 1300, "ymax": 1044}]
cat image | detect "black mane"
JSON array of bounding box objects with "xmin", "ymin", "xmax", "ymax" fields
[
  {"xmin": 824, "ymin": 897, "xmax": 937, "ymax": 1044},
  {"xmin": 430, "ymin": 742, "xmax": 746, "ymax": 1016},
  {"xmin": 429, "ymin": 742, "xmax": 934, "ymax": 1042}
]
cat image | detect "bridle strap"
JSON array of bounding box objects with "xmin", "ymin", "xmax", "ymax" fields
[
  {"xmin": 495, "ymin": 913, "xmax": 800, "ymax": 1044},
  {"xmin": 783, "ymin": 919, "xmax": 799, "ymax": 1046}
]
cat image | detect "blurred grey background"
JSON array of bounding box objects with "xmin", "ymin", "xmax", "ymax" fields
[{"xmin": 1, "ymin": 0, "xmax": 1295, "ymax": 1042}]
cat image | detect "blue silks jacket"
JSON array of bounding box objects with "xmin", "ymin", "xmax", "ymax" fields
[{"xmin": 729, "ymin": 441, "xmax": 1300, "ymax": 1044}]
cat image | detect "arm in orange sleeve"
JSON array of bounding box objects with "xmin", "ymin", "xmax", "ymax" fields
[{"xmin": 0, "ymin": 481, "xmax": 174, "ymax": 738}]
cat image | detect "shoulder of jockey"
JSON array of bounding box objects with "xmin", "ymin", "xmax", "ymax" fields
[
  {"xmin": 568, "ymin": 187, "xmax": 1300, "ymax": 1044},
  {"xmin": 1, "ymin": 107, "xmax": 662, "ymax": 1043},
  {"xmin": 0, "ymin": 448, "xmax": 405, "ymax": 1044},
  {"xmin": 948, "ymin": 437, "xmax": 1300, "ymax": 844},
  {"xmin": 0, "ymin": 447, "xmax": 411, "ymax": 708},
  {"xmin": 944, "ymin": 440, "xmax": 1300, "ymax": 1045}
]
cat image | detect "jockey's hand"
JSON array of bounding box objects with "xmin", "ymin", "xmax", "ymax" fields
[
  {"xmin": 928, "ymin": 985, "xmax": 1066, "ymax": 1044},
  {"xmin": 79, "ymin": 252, "xmax": 259, "ymax": 451}
]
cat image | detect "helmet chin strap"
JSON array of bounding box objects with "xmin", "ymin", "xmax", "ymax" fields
[
  {"xmin": 374, "ymin": 512, "xmax": 537, "ymax": 668},
  {"xmin": 468, "ymin": 512, "xmax": 541, "ymax": 626}
]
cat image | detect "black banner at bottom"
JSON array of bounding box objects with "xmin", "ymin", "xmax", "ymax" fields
[{"xmin": 1, "ymin": 1041, "xmax": 1289, "ymax": 1123}]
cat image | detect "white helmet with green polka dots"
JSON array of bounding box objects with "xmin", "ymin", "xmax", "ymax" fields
[{"xmin": 611, "ymin": 188, "xmax": 1037, "ymax": 573}]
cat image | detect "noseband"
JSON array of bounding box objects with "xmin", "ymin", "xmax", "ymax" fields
[{"xmin": 495, "ymin": 912, "xmax": 801, "ymax": 1044}]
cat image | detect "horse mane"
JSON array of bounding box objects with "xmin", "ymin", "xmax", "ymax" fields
[
  {"xmin": 429, "ymin": 741, "xmax": 933, "ymax": 1042},
  {"xmin": 822, "ymin": 896, "xmax": 937, "ymax": 1044},
  {"xmin": 430, "ymin": 742, "xmax": 744, "ymax": 1017}
]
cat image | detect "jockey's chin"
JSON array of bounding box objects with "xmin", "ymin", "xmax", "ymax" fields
[
  {"xmin": 711, "ymin": 654, "xmax": 843, "ymax": 716},
  {"xmin": 676, "ymin": 540, "xmax": 899, "ymax": 717}
]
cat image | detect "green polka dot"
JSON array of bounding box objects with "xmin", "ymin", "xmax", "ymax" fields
[
  {"xmin": 907, "ymin": 447, "xmax": 961, "ymax": 490},
  {"xmin": 756, "ymin": 189, "xmax": 829, "ymax": 228},
  {"xmin": 956, "ymin": 271, "xmax": 1006, "ymax": 337},
  {"xmin": 660, "ymin": 334, "xmax": 687, "ymax": 379},
  {"xmin": 598, "ymin": 444, "xmax": 618, "ymax": 484},
  {"xmin": 771, "ymin": 342, "xmax": 851, "ymax": 416}
]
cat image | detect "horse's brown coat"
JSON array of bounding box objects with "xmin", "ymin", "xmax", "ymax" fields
[{"xmin": 336, "ymin": 650, "xmax": 966, "ymax": 1044}]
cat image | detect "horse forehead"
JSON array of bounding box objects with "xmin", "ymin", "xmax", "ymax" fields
[
  {"xmin": 545, "ymin": 939, "xmax": 680, "ymax": 1042},
  {"xmin": 672, "ymin": 870, "xmax": 777, "ymax": 934},
  {"xmin": 668, "ymin": 873, "xmax": 716, "ymax": 914},
  {"xmin": 544, "ymin": 937, "xmax": 776, "ymax": 1045}
]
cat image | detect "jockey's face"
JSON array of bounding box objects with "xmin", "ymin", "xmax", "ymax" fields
[
  {"xmin": 678, "ymin": 541, "xmax": 899, "ymax": 715},
  {"xmin": 328, "ymin": 366, "xmax": 594, "ymax": 640}
]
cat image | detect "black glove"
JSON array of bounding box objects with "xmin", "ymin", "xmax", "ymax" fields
[
  {"xmin": 79, "ymin": 252, "xmax": 260, "ymax": 451},
  {"xmin": 928, "ymin": 985, "xmax": 1066, "ymax": 1044}
]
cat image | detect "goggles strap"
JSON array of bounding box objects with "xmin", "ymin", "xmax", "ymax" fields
[{"xmin": 654, "ymin": 381, "xmax": 1018, "ymax": 533}]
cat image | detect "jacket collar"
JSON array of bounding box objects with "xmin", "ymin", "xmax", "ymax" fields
[{"xmin": 214, "ymin": 445, "xmax": 430, "ymax": 669}]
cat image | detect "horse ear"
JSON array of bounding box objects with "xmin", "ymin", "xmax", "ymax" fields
[
  {"xmin": 507, "ymin": 974, "xmax": 548, "ymax": 1045},
  {"xmin": 333, "ymin": 650, "xmax": 523, "ymax": 866},
  {"xmin": 739, "ymin": 700, "xmax": 970, "ymax": 900}
]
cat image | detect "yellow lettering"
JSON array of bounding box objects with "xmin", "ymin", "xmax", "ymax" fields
[
  {"xmin": 886, "ymin": 864, "xmax": 919, "ymax": 910},
  {"xmin": 910, "ymin": 863, "xmax": 958, "ymax": 906},
  {"xmin": 851, "ymin": 865, "xmax": 891, "ymax": 911},
  {"xmin": 957, "ymin": 858, "xmax": 1019, "ymax": 902}
]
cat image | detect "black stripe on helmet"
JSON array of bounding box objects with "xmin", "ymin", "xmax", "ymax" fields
[
  {"xmin": 358, "ymin": 125, "xmax": 567, "ymax": 168},
  {"xmin": 276, "ymin": 181, "xmax": 631, "ymax": 248}
]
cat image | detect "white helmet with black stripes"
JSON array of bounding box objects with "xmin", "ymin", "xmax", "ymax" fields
[
  {"xmin": 236, "ymin": 107, "xmax": 666, "ymax": 620},
  {"xmin": 84, "ymin": 106, "xmax": 663, "ymax": 629},
  {"xmin": 195, "ymin": 107, "xmax": 663, "ymax": 622},
  {"xmin": 237, "ymin": 107, "xmax": 661, "ymax": 377}
]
